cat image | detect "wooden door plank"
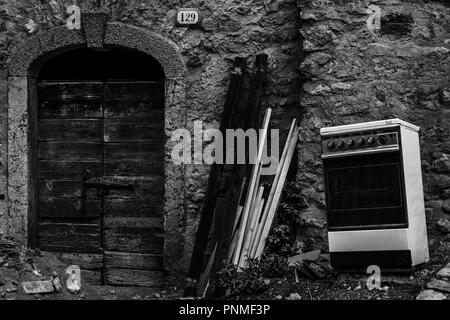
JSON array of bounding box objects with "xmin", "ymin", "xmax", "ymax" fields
[
  {"xmin": 104, "ymin": 143, "xmax": 164, "ymax": 160},
  {"xmin": 38, "ymin": 82, "xmax": 102, "ymax": 101},
  {"xmin": 38, "ymin": 142, "xmax": 102, "ymax": 161},
  {"xmin": 38, "ymin": 82, "xmax": 102, "ymax": 119},
  {"xmin": 103, "ymin": 119, "xmax": 164, "ymax": 143},
  {"xmin": 104, "ymin": 103, "xmax": 164, "ymax": 118},
  {"xmin": 103, "ymin": 160, "xmax": 163, "ymax": 176},
  {"xmin": 104, "ymin": 82, "xmax": 164, "ymax": 101},
  {"xmin": 38, "ymin": 223, "xmax": 101, "ymax": 252},
  {"xmin": 38, "ymin": 101, "xmax": 102, "ymax": 119},
  {"xmin": 103, "ymin": 199, "xmax": 163, "ymax": 218},
  {"xmin": 37, "ymin": 180, "xmax": 98, "ymax": 199},
  {"xmin": 38, "ymin": 119, "xmax": 102, "ymax": 142},
  {"xmin": 104, "ymin": 217, "xmax": 163, "ymax": 229},
  {"xmin": 101, "ymin": 176, "xmax": 165, "ymax": 198},
  {"xmin": 105, "ymin": 251, "xmax": 163, "ymax": 270},
  {"xmin": 81, "ymin": 270, "xmax": 103, "ymax": 285},
  {"xmin": 105, "ymin": 268, "xmax": 165, "ymax": 287},
  {"xmin": 38, "ymin": 161, "xmax": 102, "ymax": 179},
  {"xmin": 38, "ymin": 198, "xmax": 101, "ymax": 218},
  {"xmin": 104, "ymin": 227, "xmax": 163, "ymax": 254},
  {"xmin": 103, "ymin": 143, "xmax": 164, "ymax": 175}
]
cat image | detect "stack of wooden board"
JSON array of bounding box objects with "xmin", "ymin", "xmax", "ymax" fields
[
  {"xmin": 228, "ymin": 115, "xmax": 299, "ymax": 269},
  {"xmin": 185, "ymin": 54, "xmax": 299, "ymax": 296},
  {"xmin": 184, "ymin": 56, "xmax": 249, "ymax": 297}
]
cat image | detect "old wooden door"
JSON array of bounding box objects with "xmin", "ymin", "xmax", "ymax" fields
[{"xmin": 37, "ymin": 80, "xmax": 165, "ymax": 287}]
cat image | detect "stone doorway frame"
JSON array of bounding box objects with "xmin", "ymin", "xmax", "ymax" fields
[{"xmin": 6, "ymin": 14, "xmax": 187, "ymax": 274}]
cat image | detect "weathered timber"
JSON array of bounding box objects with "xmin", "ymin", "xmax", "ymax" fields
[
  {"xmin": 104, "ymin": 82, "xmax": 164, "ymax": 101},
  {"xmin": 103, "ymin": 198, "xmax": 163, "ymax": 217},
  {"xmin": 38, "ymin": 161, "xmax": 102, "ymax": 179},
  {"xmin": 38, "ymin": 142, "xmax": 102, "ymax": 161},
  {"xmin": 104, "ymin": 217, "xmax": 163, "ymax": 229},
  {"xmin": 104, "ymin": 227, "xmax": 163, "ymax": 254},
  {"xmin": 185, "ymin": 57, "xmax": 247, "ymax": 296},
  {"xmin": 233, "ymin": 108, "xmax": 271, "ymax": 266},
  {"xmin": 103, "ymin": 143, "xmax": 164, "ymax": 160},
  {"xmin": 81, "ymin": 269, "xmax": 103, "ymax": 285},
  {"xmin": 36, "ymin": 80, "xmax": 166, "ymax": 286},
  {"xmin": 38, "ymin": 82, "xmax": 102, "ymax": 102},
  {"xmin": 103, "ymin": 160, "xmax": 163, "ymax": 176},
  {"xmin": 38, "ymin": 223, "xmax": 101, "ymax": 252},
  {"xmin": 249, "ymin": 119, "xmax": 297, "ymax": 259},
  {"xmin": 254, "ymin": 124, "xmax": 299, "ymax": 259},
  {"xmin": 38, "ymin": 198, "xmax": 101, "ymax": 218},
  {"xmin": 105, "ymin": 251, "xmax": 163, "ymax": 270},
  {"xmin": 209, "ymin": 55, "xmax": 269, "ymax": 292},
  {"xmin": 38, "ymin": 101, "xmax": 102, "ymax": 119},
  {"xmin": 37, "ymin": 180, "xmax": 97, "ymax": 198},
  {"xmin": 104, "ymin": 102, "xmax": 164, "ymax": 118},
  {"xmin": 103, "ymin": 119, "xmax": 164, "ymax": 143},
  {"xmin": 105, "ymin": 268, "xmax": 165, "ymax": 287},
  {"xmin": 38, "ymin": 119, "xmax": 102, "ymax": 142}
]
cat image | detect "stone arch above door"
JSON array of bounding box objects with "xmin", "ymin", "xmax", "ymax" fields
[
  {"xmin": 6, "ymin": 14, "xmax": 187, "ymax": 276},
  {"xmin": 8, "ymin": 15, "xmax": 185, "ymax": 79}
]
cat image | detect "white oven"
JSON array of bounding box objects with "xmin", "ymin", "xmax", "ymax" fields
[{"xmin": 320, "ymin": 119, "xmax": 429, "ymax": 270}]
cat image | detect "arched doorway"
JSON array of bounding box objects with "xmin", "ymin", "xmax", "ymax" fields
[
  {"xmin": 36, "ymin": 47, "xmax": 165, "ymax": 286},
  {"xmin": 7, "ymin": 20, "xmax": 187, "ymax": 284}
]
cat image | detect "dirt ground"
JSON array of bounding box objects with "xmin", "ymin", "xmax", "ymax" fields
[
  {"xmin": 1, "ymin": 235, "xmax": 449, "ymax": 300},
  {"xmin": 245, "ymin": 238, "xmax": 450, "ymax": 300}
]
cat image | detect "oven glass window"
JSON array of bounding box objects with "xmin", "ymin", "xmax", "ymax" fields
[{"xmin": 327, "ymin": 163, "xmax": 402, "ymax": 211}]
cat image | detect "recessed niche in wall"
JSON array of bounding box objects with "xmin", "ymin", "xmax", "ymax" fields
[{"xmin": 380, "ymin": 13, "xmax": 414, "ymax": 39}]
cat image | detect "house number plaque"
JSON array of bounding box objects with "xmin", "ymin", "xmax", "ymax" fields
[{"xmin": 175, "ymin": 8, "xmax": 202, "ymax": 27}]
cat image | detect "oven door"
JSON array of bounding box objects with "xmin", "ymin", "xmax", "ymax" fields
[{"xmin": 323, "ymin": 152, "xmax": 408, "ymax": 231}]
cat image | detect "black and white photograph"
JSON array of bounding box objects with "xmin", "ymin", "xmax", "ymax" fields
[{"xmin": 0, "ymin": 0, "xmax": 449, "ymax": 311}]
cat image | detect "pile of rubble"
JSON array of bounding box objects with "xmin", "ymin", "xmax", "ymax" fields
[
  {"xmin": 0, "ymin": 234, "xmax": 80, "ymax": 299},
  {"xmin": 288, "ymin": 249, "xmax": 335, "ymax": 281},
  {"xmin": 1, "ymin": 234, "xmax": 173, "ymax": 300},
  {"xmin": 416, "ymin": 262, "xmax": 450, "ymax": 300},
  {"xmin": 0, "ymin": 235, "xmax": 27, "ymax": 297}
]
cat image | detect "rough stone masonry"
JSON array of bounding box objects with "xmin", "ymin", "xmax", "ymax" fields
[
  {"xmin": 0, "ymin": 0, "xmax": 448, "ymax": 281},
  {"xmin": 296, "ymin": 0, "xmax": 450, "ymax": 247}
]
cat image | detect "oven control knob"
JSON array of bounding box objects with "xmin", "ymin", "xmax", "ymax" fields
[
  {"xmin": 356, "ymin": 137, "xmax": 364, "ymax": 145},
  {"xmin": 367, "ymin": 136, "xmax": 376, "ymax": 144},
  {"xmin": 346, "ymin": 138, "xmax": 354, "ymax": 146},
  {"xmin": 327, "ymin": 141, "xmax": 335, "ymax": 149},
  {"xmin": 377, "ymin": 135, "xmax": 388, "ymax": 145},
  {"xmin": 337, "ymin": 140, "xmax": 345, "ymax": 148}
]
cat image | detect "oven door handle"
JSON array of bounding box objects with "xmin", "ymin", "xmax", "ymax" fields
[{"xmin": 321, "ymin": 145, "xmax": 399, "ymax": 159}]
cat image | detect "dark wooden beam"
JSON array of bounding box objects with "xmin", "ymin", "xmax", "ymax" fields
[{"xmin": 184, "ymin": 57, "xmax": 247, "ymax": 296}]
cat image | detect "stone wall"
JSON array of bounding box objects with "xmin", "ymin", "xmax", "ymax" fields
[
  {"xmin": 296, "ymin": 0, "xmax": 450, "ymax": 246},
  {"xmin": 0, "ymin": 68, "xmax": 7, "ymax": 237}
]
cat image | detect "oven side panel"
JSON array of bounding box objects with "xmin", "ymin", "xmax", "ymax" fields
[{"xmin": 400, "ymin": 127, "xmax": 429, "ymax": 266}]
